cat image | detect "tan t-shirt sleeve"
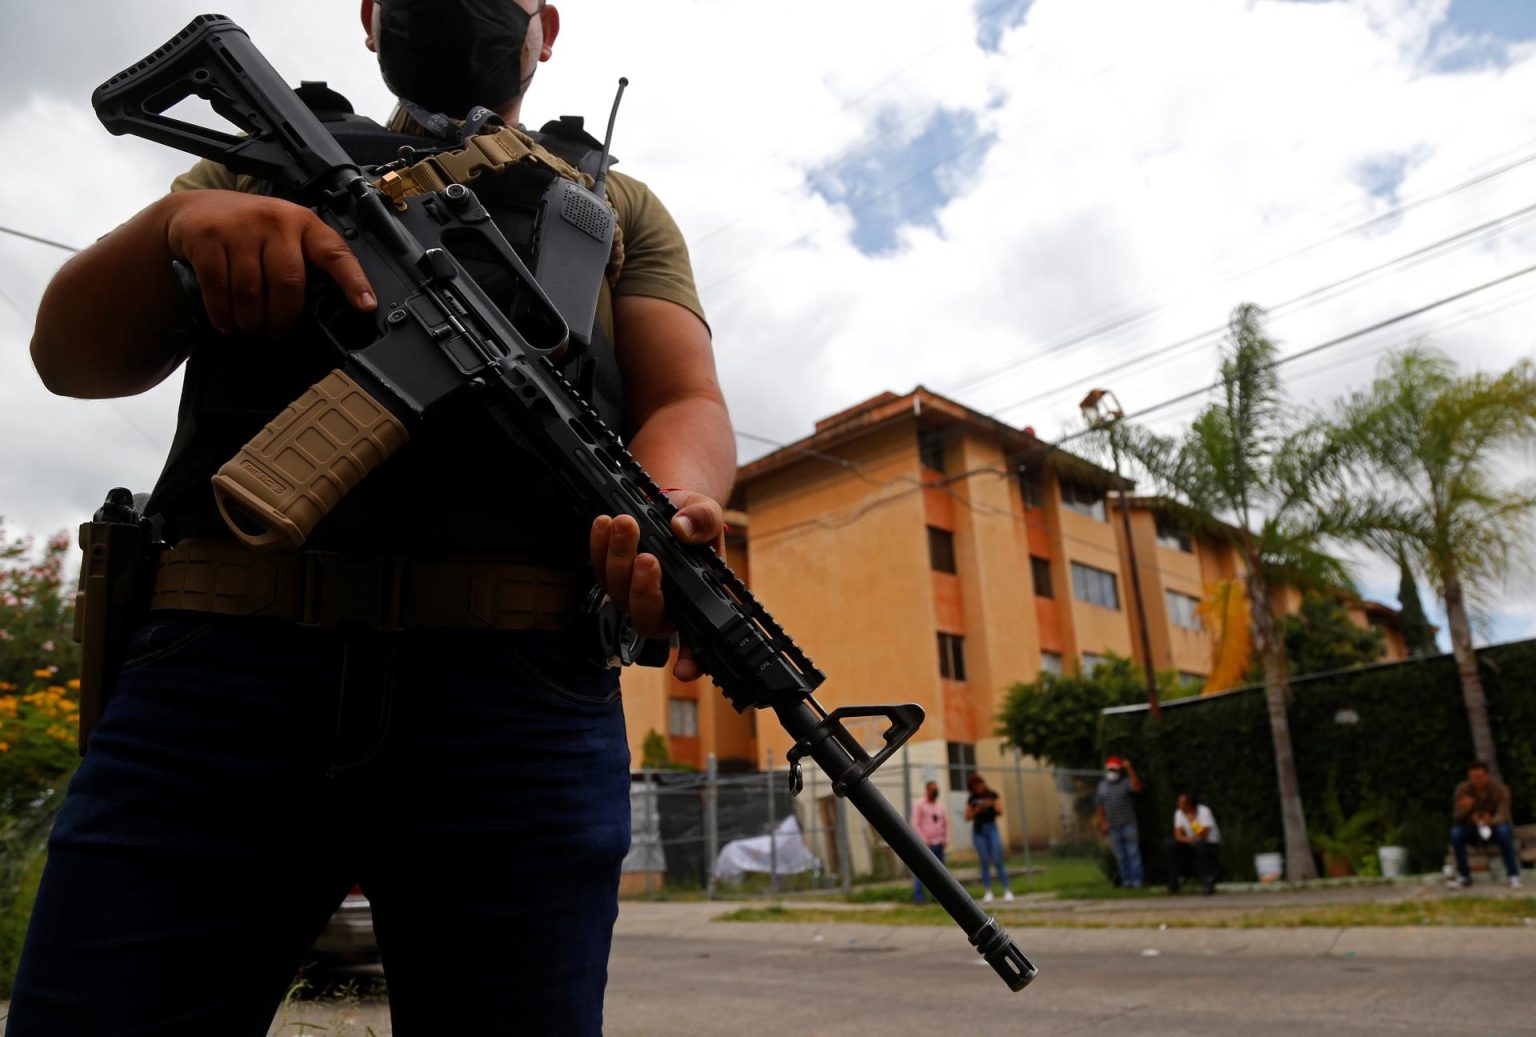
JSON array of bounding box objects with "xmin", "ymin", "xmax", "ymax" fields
[
  {"xmin": 170, "ymin": 159, "xmax": 263, "ymax": 195},
  {"xmin": 604, "ymin": 171, "xmax": 708, "ymax": 331}
]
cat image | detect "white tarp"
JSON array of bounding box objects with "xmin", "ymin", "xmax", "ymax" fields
[{"xmin": 712, "ymin": 813, "xmax": 821, "ymax": 880}]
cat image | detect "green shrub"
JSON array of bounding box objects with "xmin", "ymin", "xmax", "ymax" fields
[{"xmin": 0, "ymin": 522, "xmax": 81, "ymax": 995}]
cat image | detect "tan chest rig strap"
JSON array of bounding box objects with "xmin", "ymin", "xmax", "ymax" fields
[{"xmin": 375, "ymin": 124, "xmax": 625, "ymax": 286}]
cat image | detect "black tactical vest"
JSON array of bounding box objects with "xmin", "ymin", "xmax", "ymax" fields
[{"xmin": 146, "ymin": 85, "xmax": 624, "ymax": 564}]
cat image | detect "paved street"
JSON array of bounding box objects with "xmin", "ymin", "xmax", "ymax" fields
[
  {"xmin": 6, "ymin": 898, "xmax": 1532, "ymax": 1035},
  {"xmin": 604, "ymin": 903, "xmax": 1536, "ymax": 1036},
  {"xmin": 606, "ymin": 929, "xmax": 1535, "ymax": 1036}
]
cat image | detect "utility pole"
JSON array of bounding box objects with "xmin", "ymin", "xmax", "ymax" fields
[{"xmin": 1080, "ymin": 389, "xmax": 1161, "ymax": 718}]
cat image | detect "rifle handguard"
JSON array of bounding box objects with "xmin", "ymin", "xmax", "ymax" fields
[{"xmin": 211, "ymin": 369, "xmax": 409, "ymax": 550}]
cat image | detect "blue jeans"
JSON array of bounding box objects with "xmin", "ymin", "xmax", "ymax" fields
[
  {"xmin": 973, "ymin": 824, "xmax": 1009, "ymax": 891},
  {"xmin": 1451, "ymin": 821, "xmax": 1522, "ymax": 881},
  {"xmin": 912, "ymin": 843, "xmax": 946, "ymax": 902},
  {"xmin": 1109, "ymin": 823, "xmax": 1143, "ymax": 887},
  {"xmin": 8, "ymin": 613, "xmax": 631, "ymax": 1036}
]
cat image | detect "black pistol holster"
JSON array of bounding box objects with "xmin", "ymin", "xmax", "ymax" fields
[{"xmin": 72, "ymin": 488, "xmax": 161, "ymax": 754}]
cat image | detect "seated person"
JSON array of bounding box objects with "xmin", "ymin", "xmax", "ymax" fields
[
  {"xmin": 1164, "ymin": 793, "xmax": 1220, "ymax": 894},
  {"xmin": 1448, "ymin": 760, "xmax": 1523, "ymax": 889}
]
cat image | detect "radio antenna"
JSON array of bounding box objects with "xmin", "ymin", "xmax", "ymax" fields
[{"xmin": 592, "ymin": 77, "xmax": 628, "ymax": 202}]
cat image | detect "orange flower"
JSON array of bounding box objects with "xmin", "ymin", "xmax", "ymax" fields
[
  {"xmin": 0, "ymin": 743, "xmax": 10, "ymax": 753},
  {"xmin": 67, "ymin": 678, "xmax": 80, "ymax": 690}
]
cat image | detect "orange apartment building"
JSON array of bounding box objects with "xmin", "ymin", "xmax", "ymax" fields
[
  {"xmin": 1119, "ymin": 496, "xmax": 1410, "ymax": 686},
  {"xmin": 620, "ymin": 387, "xmax": 1409, "ymax": 843}
]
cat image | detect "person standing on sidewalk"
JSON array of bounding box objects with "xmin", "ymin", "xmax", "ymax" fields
[
  {"xmin": 1448, "ymin": 760, "xmax": 1523, "ymax": 889},
  {"xmin": 910, "ymin": 780, "xmax": 951, "ymax": 904},
  {"xmin": 1096, "ymin": 756, "xmax": 1144, "ymax": 888},
  {"xmin": 965, "ymin": 773, "xmax": 1014, "ymax": 903}
]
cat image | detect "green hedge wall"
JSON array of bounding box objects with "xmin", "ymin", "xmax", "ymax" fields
[{"xmin": 1098, "ymin": 639, "xmax": 1536, "ymax": 881}]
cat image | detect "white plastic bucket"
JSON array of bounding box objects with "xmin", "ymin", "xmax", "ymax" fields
[
  {"xmin": 1378, "ymin": 846, "xmax": 1408, "ymax": 878},
  {"xmin": 1254, "ymin": 852, "xmax": 1284, "ymax": 882}
]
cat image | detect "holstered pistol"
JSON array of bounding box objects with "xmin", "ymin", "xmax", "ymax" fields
[{"xmin": 72, "ymin": 488, "xmax": 158, "ymax": 754}]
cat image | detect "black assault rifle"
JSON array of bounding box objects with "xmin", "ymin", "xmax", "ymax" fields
[{"xmin": 91, "ymin": 14, "xmax": 1036, "ymax": 991}]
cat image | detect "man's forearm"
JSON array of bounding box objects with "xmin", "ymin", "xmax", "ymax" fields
[
  {"xmin": 32, "ymin": 196, "xmax": 188, "ymax": 398},
  {"xmin": 625, "ymin": 395, "xmax": 736, "ymax": 504}
]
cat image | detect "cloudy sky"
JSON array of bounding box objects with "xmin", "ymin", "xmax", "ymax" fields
[{"xmin": 2, "ymin": 0, "xmax": 1535, "ymax": 648}]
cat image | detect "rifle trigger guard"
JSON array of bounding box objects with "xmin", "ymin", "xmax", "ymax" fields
[{"xmin": 785, "ymin": 703, "xmax": 925, "ymax": 799}]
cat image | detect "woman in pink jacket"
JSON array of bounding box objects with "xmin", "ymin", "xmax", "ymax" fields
[{"xmin": 910, "ymin": 781, "xmax": 951, "ymax": 904}]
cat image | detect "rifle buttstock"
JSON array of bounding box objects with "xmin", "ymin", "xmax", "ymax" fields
[{"xmin": 212, "ymin": 369, "xmax": 409, "ymax": 550}]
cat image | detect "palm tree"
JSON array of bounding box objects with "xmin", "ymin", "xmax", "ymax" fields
[
  {"xmin": 1102, "ymin": 303, "xmax": 1366, "ymax": 881},
  {"xmin": 1331, "ymin": 347, "xmax": 1536, "ymax": 780}
]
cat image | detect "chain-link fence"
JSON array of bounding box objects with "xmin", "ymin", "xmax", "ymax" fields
[{"xmin": 623, "ymin": 754, "xmax": 1104, "ymax": 899}]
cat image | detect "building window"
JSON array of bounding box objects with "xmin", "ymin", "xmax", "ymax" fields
[
  {"xmin": 1059, "ymin": 480, "xmax": 1107, "ymax": 521},
  {"xmin": 1039, "ymin": 651, "xmax": 1064, "ymax": 676},
  {"xmin": 668, "ymin": 698, "xmax": 699, "ymax": 738},
  {"xmin": 1071, "ymin": 561, "xmax": 1120, "ymax": 609},
  {"xmin": 946, "ymin": 741, "xmax": 976, "ymax": 791},
  {"xmin": 1156, "ymin": 515, "xmax": 1192, "ymax": 552},
  {"xmin": 1019, "ymin": 470, "xmax": 1042, "ymax": 509},
  {"xmin": 1030, "ymin": 556, "xmax": 1054, "ymax": 599},
  {"xmin": 918, "ymin": 430, "xmax": 946, "ymax": 473},
  {"xmin": 928, "ymin": 526, "xmax": 957, "ymax": 574},
  {"xmin": 1166, "ymin": 590, "xmax": 1202, "ymax": 630},
  {"xmin": 1082, "ymin": 652, "xmax": 1111, "ymax": 675},
  {"xmin": 937, "ymin": 632, "xmax": 968, "ymax": 681}
]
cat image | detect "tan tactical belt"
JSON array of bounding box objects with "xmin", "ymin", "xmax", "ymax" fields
[{"xmin": 151, "ymin": 539, "xmax": 584, "ymax": 632}]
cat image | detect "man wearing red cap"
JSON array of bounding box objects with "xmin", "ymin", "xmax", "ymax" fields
[{"xmin": 1096, "ymin": 756, "xmax": 1144, "ymax": 887}]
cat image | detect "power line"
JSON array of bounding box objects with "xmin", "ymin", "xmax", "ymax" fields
[
  {"xmin": 737, "ymin": 263, "xmax": 1536, "ymax": 546},
  {"xmin": 734, "ymin": 234, "xmax": 1536, "ymax": 521},
  {"xmin": 1133, "ymin": 282, "xmax": 1536, "ymax": 437},
  {"xmin": 1047, "ymin": 261, "xmax": 1536, "ymax": 450},
  {"xmin": 0, "ymin": 228, "xmax": 165, "ymax": 453},
  {"xmin": 984, "ymin": 200, "xmax": 1536, "ymax": 418},
  {"xmin": 744, "ymin": 454, "xmax": 1206, "ymax": 588},
  {"xmin": 939, "ymin": 144, "xmax": 1536, "ymax": 400},
  {"xmin": 0, "ymin": 225, "xmax": 80, "ymax": 253}
]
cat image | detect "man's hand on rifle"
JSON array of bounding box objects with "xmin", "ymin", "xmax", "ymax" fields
[
  {"xmin": 33, "ymin": 190, "xmax": 378, "ymax": 398},
  {"xmin": 589, "ymin": 489, "xmax": 724, "ymax": 681},
  {"xmin": 163, "ymin": 190, "xmax": 377, "ymax": 335}
]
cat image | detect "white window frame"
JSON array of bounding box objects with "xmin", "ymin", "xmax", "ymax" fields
[
  {"xmin": 1166, "ymin": 590, "xmax": 1203, "ymax": 630},
  {"xmin": 1071, "ymin": 561, "xmax": 1120, "ymax": 610},
  {"xmin": 668, "ymin": 697, "xmax": 699, "ymax": 738}
]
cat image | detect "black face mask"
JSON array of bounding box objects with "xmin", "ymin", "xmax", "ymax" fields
[{"xmin": 378, "ymin": 0, "xmax": 535, "ymax": 116}]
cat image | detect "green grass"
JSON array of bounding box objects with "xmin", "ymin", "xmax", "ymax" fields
[
  {"xmin": 717, "ymin": 896, "xmax": 1536, "ymax": 929},
  {"xmin": 846, "ymin": 853, "xmax": 1146, "ymax": 904},
  {"xmin": 0, "ymin": 844, "xmax": 48, "ymax": 999}
]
